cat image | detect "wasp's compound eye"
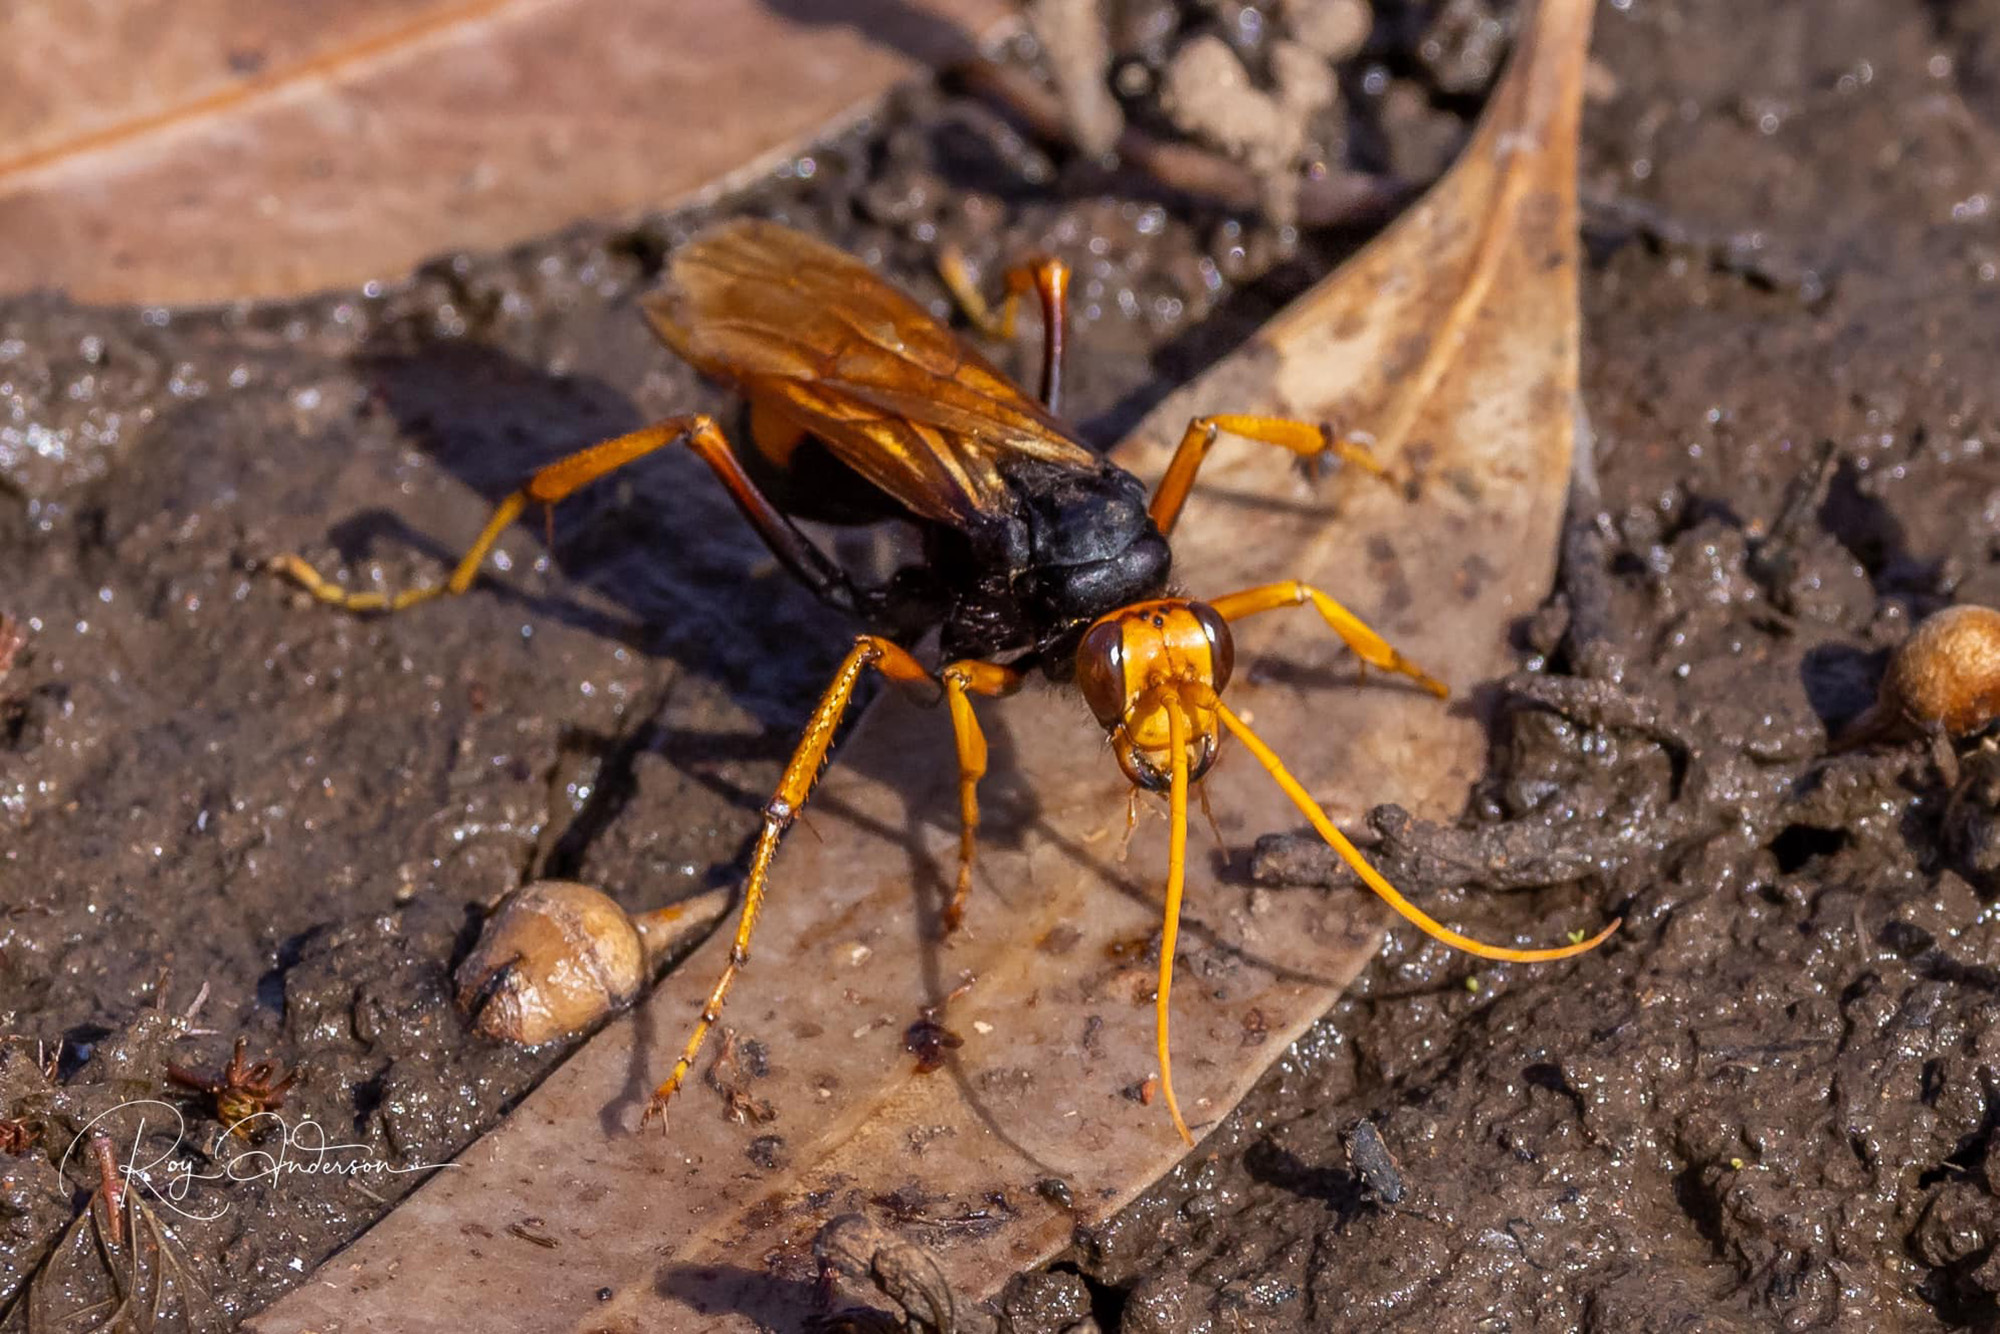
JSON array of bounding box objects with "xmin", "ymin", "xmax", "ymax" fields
[
  {"xmin": 1191, "ymin": 602, "xmax": 1234, "ymax": 693},
  {"xmin": 1075, "ymin": 619, "xmax": 1128, "ymax": 728}
]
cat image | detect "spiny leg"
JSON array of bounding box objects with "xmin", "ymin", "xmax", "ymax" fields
[
  {"xmin": 939, "ymin": 659, "xmax": 1025, "ymax": 934},
  {"xmin": 274, "ymin": 413, "xmax": 857, "ymax": 615},
  {"xmin": 937, "ymin": 249, "xmax": 1072, "ymax": 411},
  {"xmin": 1215, "ymin": 700, "xmax": 1620, "ymax": 962},
  {"xmin": 643, "ymin": 634, "xmax": 940, "ymax": 1127},
  {"xmin": 1155, "ymin": 694, "xmax": 1196, "ymax": 1146},
  {"xmin": 1209, "ymin": 579, "xmax": 1449, "ymax": 698},
  {"xmin": 1148, "ymin": 415, "xmax": 1392, "ymax": 537}
]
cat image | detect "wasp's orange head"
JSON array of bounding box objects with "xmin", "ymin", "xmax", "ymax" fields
[{"xmin": 1074, "ymin": 598, "xmax": 1234, "ymax": 791}]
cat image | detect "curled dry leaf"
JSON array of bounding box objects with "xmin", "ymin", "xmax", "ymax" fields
[
  {"xmin": 0, "ymin": 0, "xmax": 1014, "ymax": 305},
  {"xmin": 248, "ymin": 0, "xmax": 1595, "ymax": 1328}
]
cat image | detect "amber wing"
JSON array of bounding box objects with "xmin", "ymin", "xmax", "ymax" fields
[{"xmin": 641, "ymin": 218, "xmax": 1097, "ymax": 525}]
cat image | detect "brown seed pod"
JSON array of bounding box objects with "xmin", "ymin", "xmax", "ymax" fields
[
  {"xmin": 456, "ymin": 881, "xmax": 730, "ymax": 1046},
  {"xmin": 1871, "ymin": 605, "xmax": 2000, "ymax": 739}
]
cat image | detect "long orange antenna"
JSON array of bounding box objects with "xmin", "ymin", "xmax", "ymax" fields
[
  {"xmin": 1215, "ymin": 702, "xmax": 1618, "ymax": 962},
  {"xmin": 1157, "ymin": 696, "xmax": 1197, "ymax": 1146}
]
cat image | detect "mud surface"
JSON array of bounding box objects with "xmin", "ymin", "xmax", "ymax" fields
[
  {"xmin": 3, "ymin": 0, "xmax": 1999, "ymax": 1330},
  {"xmin": 0, "ymin": 7, "xmax": 1448, "ymax": 1325},
  {"xmin": 1069, "ymin": 2, "xmax": 2000, "ymax": 1330}
]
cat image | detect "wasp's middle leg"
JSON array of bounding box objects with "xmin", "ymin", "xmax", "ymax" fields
[
  {"xmin": 939, "ymin": 659, "xmax": 1024, "ymax": 934},
  {"xmin": 274, "ymin": 413, "xmax": 860, "ymax": 615}
]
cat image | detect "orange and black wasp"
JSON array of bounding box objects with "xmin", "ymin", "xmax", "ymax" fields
[{"xmin": 277, "ymin": 219, "xmax": 1617, "ymax": 1144}]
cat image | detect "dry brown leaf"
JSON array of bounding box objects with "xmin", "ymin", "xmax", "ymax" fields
[
  {"xmin": 0, "ymin": 0, "xmax": 1013, "ymax": 306},
  {"xmin": 247, "ymin": 0, "xmax": 1595, "ymax": 1327},
  {"xmin": 3, "ymin": 1, "xmax": 474, "ymax": 164}
]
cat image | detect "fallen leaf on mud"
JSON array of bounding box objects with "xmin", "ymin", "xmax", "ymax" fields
[
  {"xmin": 0, "ymin": 0, "xmax": 1013, "ymax": 306},
  {"xmin": 247, "ymin": 1, "xmax": 1595, "ymax": 1328}
]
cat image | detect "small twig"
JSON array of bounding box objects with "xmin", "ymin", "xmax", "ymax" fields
[
  {"xmin": 0, "ymin": 614, "xmax": 23, "ymax": 682},
  {"xmin": 1580, "ymin": 189, "xmax": 1832, "ymax": 305},
  {"xmin": 180, "ymin": 979, "xmax": 212, "ymax": 1024},
  {"xmin": 955, "ymin": 56, "xmax": 1409, "ymax": 227},
  {"xmin": 1556, "ymin": 405, "xmax": 1623, "ymax": 680},
  {"xmin": 89, "ymin": 1131, "xmax": 125, "ymax": 1248},
  {"xmin": 1746, "ymin": 440, "xmax": 1840, "ymax": 614},
  {"xmin": 1022, "ymin": 0, "xmax": 1122, "ymax": 158}
]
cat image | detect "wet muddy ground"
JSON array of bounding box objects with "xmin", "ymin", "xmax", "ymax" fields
[{"xmin": 5, "ymin": 0, "xmax": 2000, "ymax": 1329}]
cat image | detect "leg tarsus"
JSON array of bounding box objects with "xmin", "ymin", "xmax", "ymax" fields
[{"xmin": 271, "ymin": 491, "xmax": 527, "ymax": 613}]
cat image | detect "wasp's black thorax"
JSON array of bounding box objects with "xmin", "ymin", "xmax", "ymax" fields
[{"xmin": 935, "ymin": 460, "xmax": 1172, "ymax": 673}]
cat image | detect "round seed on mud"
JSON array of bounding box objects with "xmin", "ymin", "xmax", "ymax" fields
[
  {"xmin": 1880, "ymin": 608, "xmax": 1992, "ymax": 736},
  {"xmin": 1874, "ymin": 605, "xmax": 2000, "ymax": 739}
]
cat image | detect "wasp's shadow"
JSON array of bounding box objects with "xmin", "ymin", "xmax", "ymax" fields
[{"xmin": 337, "ymin": 336, "xmax": 868, "ymax": 732}]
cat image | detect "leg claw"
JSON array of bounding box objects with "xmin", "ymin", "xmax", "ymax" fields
[{"xmin": 641, "ymin": 1076, "xmax": 685, "ymax": 1132}]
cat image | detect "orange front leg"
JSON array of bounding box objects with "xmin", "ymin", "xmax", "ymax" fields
[
  {"xmin": 1148, "ymin": 415, "xmax": 1391, "ymax": 537},
  {"xmin": 642, "ymin": 641, "xmax": 1020, "ymax": 1126},
  {"xmin": 938, "ymin": 659, "xmax": 1024, "ymax": 934},
  {"xmin": 1208, "ymin": 579, "xmax": 1449, "ymax": 698}
]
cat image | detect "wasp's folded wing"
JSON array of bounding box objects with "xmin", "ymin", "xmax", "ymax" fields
[{"xmin": 645, "ymin": 219, "xmax": 1096, "ymax": 526}]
